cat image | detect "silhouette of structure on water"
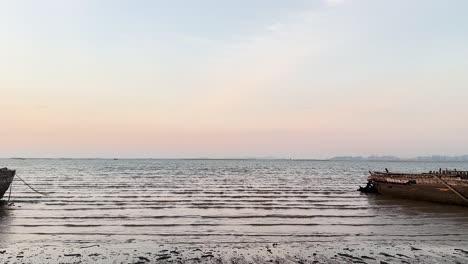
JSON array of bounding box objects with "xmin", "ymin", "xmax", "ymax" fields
[
  {"xmin": 359, "ymin": 168, "xmax": 468, "ymax": 206},
  {"xmin": 0, "ymin": 168, "xmax": 15, "ymax": 200}
]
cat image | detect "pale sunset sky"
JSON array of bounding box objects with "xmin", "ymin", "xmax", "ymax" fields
[{"xmin": 1, "ymin": 0, "xmax": 467, "ymax": 158}]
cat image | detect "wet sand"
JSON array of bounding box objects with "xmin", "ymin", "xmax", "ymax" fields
[{"xmin": 1, "ymin": 241, "xmax": 467, "ymax": 263}]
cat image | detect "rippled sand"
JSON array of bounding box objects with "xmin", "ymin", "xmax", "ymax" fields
[{"xmin": 0, "ymin": 159, "xmax": 467, "ymax": 263}]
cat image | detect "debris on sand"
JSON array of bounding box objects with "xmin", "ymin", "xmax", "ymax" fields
[
  {"xmin": 455, "ymin": 249, "xmax": 468, "ymax": 255},
  {"xmin": 337, "ymin": 253, "xmax": 362, "ymax": 261},
  {"xmin": 0, "ymin": 242, "xmax": 466, "ymax": 263},
  {"xmin": 138, "ymin": 256, "xmax": 150, "ymax": 262}
]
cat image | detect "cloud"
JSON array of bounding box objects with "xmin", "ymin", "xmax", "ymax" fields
[
  {"xmin": 323, "ymin": 0, "xmax": 345, "ymax": 7},
  {"xmin": 165, "ymin": 7, "xmax": 343, "ymax": 132}
]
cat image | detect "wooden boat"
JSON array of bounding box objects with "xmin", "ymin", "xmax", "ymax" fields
[
  {"xmin": 360, "ymin": 169, "xmax": 468, "ymax": 206},
  {"xmin": 0, "ymin": 168, "xmax": 15, "ymax": 200}
]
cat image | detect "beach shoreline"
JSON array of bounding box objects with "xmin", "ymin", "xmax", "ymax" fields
[
  {"xmin": 1, "ymin": 241, "xmax": 467, "ymax": 264},
  {"xmin": 1, "ymin": 159, "xmax": 468, "ymax": 264}
]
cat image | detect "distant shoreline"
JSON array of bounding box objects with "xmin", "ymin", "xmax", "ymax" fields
[
  {"xmin": 3, "ymin": 156, "xmax": 468, "ymax": 162},
  {"xmin": 329, "ymin": 155, "xmax": 468, "ymax": 162}
]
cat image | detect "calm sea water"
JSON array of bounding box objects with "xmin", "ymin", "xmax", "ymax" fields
[{"xmin": 1, "ymin": 159, "xmax": 467, "ymax": 248}]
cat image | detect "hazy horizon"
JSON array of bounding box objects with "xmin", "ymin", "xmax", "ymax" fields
[
  {"xmin": 2, "ymin": 154, "xmax": 468, "ymax": 160},
  {"xmin": 2, "ymin": 0, "xmax": 468, "ymax": 158}
]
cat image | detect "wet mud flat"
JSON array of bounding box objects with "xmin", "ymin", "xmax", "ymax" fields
[{"xmin": 1, "ymin": 241, "xmax": 468, "ymax": 264}]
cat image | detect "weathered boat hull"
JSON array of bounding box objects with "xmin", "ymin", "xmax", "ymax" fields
[
  {"xmin": 367, "ymin": 171, "xmax": 468, "ymax": 206},
  {"xmin": 373, "ymin": 182, "xmax": 468, "ymax": 206},
  {"xmin": 0, "ymin": 168, "xmax": 15, "ymax": 199}
]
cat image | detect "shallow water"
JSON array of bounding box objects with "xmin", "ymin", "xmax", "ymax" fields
[{"xmin": 0, "ymin": 159, "xmax": 467, "ymax": 260}]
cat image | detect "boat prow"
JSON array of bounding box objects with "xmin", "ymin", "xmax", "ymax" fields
[
  {"xmin": 0, "ymin": 168, "xmax": 15, "ymax": 200},
  {"xmin": 361, "ymin": 169, "xmax": 468, "ymax": 206}
]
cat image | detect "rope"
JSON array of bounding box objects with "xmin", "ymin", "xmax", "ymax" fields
[
  {"xmin": 14, "ymin": 174, "xmax": 48, "ymax": 196},
  {"xmin": 433, "ymin": 174, "xmax": 468, "ymax": 204},
  {"xmin": 7, "ymin": 178, "xmax": 13, "ymax": 202}
]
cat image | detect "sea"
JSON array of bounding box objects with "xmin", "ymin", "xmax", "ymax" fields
[{"xmin": 0, "ymin": 159, "xmax": 467, "ymax": 263}]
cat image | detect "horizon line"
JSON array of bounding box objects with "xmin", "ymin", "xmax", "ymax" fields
[{"xmin": 2, "ymin": 155, "xmax": 468, "ymax": 161}]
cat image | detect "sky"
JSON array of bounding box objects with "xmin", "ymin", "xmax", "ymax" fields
[{"xmin": 1, "ymin": 0, "xmax": 468, "ymax": 158}]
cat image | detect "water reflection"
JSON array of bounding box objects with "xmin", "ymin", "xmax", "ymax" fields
[
  {"xmin": 0, "ymin": 159, "xmax": 467, "ymax": 247},
  {"xmin": 362, "ymin": 194, "xmax": 468, "ymax": 242},
  {"xmin": 0, "ymin": 202, "xmax": 12, "ymax": 243},
  {"xmin": 367, "ymin": 194, "xmax": 468, "ymax": 216}
]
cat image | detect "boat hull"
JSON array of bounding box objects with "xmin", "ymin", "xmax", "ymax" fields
[
  {"xmin": 373, "ymin": 182, "xmax": 468, "ymax": 206},
  {"xmin": 0, "ymin": 169, "xmax": 15, "ymax": 200},
  {"xmin": 368, "ymin": 171, "xmax": 468, "ymax": 206}
]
